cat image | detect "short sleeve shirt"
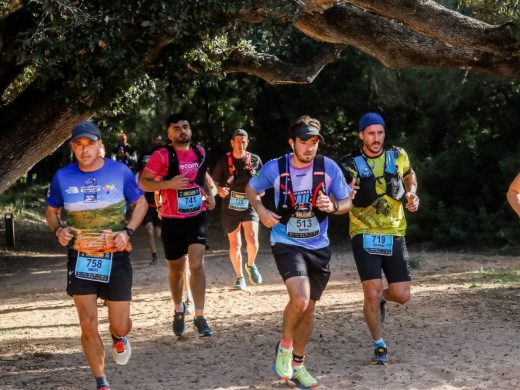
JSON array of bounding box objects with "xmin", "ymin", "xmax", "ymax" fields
[
  {"xmin": 249, "ymin": 154, "xmax": 351, "ymax": 249},
  {"xmin": 212, "ymin": 152, "xmax": 262, "ymax": 211},
  {"xmin": 339, "ymin": 147, "xmax": 412, "ymax": 237},
  {"xmin": 46, "ymin": 158, "xmax": 143, "ymax": 232},
  {"xmin": 144, "ymin": 145, "xmax": 207, "ymax": 219}
]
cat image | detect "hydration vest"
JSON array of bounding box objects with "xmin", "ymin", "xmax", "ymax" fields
[
  {"xmin": 163, "ymin": 144, "xmax": 207, "ymax": 186},
  {"xmin": 351, "ymin": 147, "xmax": 406, "ymax": 208},
  {"xmin": 276, "ymin": 154, "xmax": 328, "ymax": 224},
  {"xmin": 226, "ymin": 152, "xmax": 253, "ymax": 181}
]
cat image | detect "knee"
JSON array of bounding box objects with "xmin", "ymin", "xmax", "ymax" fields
[
  {"xmin": 189, "ymin": 261, "xmax": 204, "ymax": 275},
  {"xmin": 229, "ymin": 240, "xmax": 241, "ymax": 252},
  {"xmin": 394, "ymin": 291, "xmax": 410, "ymax": 305},
  {"xmin": 111, "ymin": 321, "xmax": 131, "ymax": 338},
  {"xmin": 290, "ymin": 296, "xmax": 310, "ymax": 314},
  {"xmin": 79, "ymin": 316, "xmax": 98, "ymax": 336},
  {"xmin": 364, "ymin": 288, "xmax": 383, "ymax": 306}
]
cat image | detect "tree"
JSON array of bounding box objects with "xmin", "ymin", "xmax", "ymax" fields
[{"xmin": 0, "ymin": 0, "xmax": 518, "ymax": 193}]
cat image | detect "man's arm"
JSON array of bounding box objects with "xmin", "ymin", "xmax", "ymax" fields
[
  {"xmin": 45, "ymin": 206, "xmax": 74, "ymax": 246},
  {"xmin": 138, "ymin": 169, "xmax": 188, "ymax": 192},
  {"xmin": 404, "ymin": 170, "xmax": 419, "ymax": 212},
  {"xmin": 113, "ymin": 195, "xmax": 147, "ymax": 251},
  {"xmin": 246, "ymin": 183, "xmax": 281, "ymax": 228},
  {"xmin": 507, "ymin": 174, "xmax": 520, "ymax": 218},
  {"xmin": 203, "ymin": 174, "xmax": 216, "ymax": 210}
]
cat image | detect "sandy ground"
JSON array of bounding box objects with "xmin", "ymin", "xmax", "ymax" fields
[{"xmin": 1, "ymin": 217, "xmax": 520, "ymax": 389}]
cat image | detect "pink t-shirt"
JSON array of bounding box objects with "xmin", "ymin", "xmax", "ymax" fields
[{"xmin": 145, "ymin": 145, "xmax": 206, "ymax": 219}]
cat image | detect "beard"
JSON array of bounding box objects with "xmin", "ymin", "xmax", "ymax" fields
[
  {"xmin": 174, "ymin": 135, "xmax": 191, "ymax": 144},
  {"xmin": 294, "ymin": 149, "xmax": 314, "ymax": 163}
]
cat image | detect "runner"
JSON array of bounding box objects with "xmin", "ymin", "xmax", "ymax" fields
[
  {"xmin": 139, "ymin": 113, "xmax": 216, "ymax": 337},
  {"xmin": 246, "ymin": 115, "xmax": 352, "ymax": 388},
  {"xmin": 338, "ymin": 112, "xmax": 419, "ymax": 365},
  {"xmin": 136, "ymin": 154, "xmax": 162, "ymax": 265},
  {"xmin": 45, "ymin": 121, "xmax": 147, "ymax": 390},
  {"xmin": 212, "ymin": 129, "xmax": 263, "ymax": 290}
]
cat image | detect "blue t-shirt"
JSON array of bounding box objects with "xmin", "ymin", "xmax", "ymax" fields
[
  {"xmin": 46, "ymin": 158, "xmax": 143, "ymax": 231},
  {"xmin": 249, "ymin": 154, "xmax": 351, "ymax": 249}
]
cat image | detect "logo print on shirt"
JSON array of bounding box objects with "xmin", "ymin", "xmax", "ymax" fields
[
  {"xmin": 82, "ymin": 178, "xmax": 100, "ymax": 203},
  {"xmin": 293, "ymin": 190, "xmax": 311, "ymax": 210}
]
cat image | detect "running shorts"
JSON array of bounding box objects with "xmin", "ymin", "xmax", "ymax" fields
[
  {"xmin": 142, "ymin": 207, "xmax": 161, "ymax": 227},
  {"xmin": 272, "ymin": 243, "xmax": 332, "ymax": 300},
  {"xmin": 66, "ymin": 250, "xmax": 133, "ymax": 301},
  {"xmin": 221, "ymin": 207, "xmax": 259, "ymax": 233},
  {"xmin": 161, "ymin": 212, "xmax": 208, "ymax": 260},
  {"xmin": 351, "ymin": 234, "xmax": 411, "ymax": 283}
]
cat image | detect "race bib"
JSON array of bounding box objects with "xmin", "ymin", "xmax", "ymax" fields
[
  {"xmin": 229, "ymin": 191, "xmax": 249, "ymax": 211},
  {"xmin": 287, "ymin": 210, "xmax": 320, "ymax": 239},
  {"xmin": 177, "ymin": 187, "xmax": 202, "ymax": 214},
  {"xmin": 75, "ymin": 252, "xmax": 113, "ymax": 283},
  {"xmin": 363, "ymin": 234, "xmax": 393, "ymax": 256}
]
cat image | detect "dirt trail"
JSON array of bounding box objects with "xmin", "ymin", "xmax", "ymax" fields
[{"xmin": 1, "ymin": 221, "xmax": 519, "ymax": 389}]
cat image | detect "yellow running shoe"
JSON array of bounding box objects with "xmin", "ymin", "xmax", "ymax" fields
[
  {"xmin": 292, "ymin": 365, "xmax": 318, "ymax": 389},
  {"xmin": 272, "ymin": 342, "xmax": 293, "ymax": 380}
]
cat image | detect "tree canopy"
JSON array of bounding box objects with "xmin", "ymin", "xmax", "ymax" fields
[{"xmin": 0, "ymin": 0, "xmax": 519, "ymax": 193}]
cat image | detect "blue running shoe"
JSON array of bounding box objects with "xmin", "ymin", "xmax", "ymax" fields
[{"xmin": 245, "ymin": 264, "xmax": 263, "ymax": 285}]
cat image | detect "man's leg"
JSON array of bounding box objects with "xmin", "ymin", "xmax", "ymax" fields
[
  {"xmin": 243, "ymin": 221, "xmax": 262, "ymax": 285},
  {"xmin": 226, "ymin": 224, "xmax": 244, "ymax": 279},
  {"xmin": 187, "ymin": 243, "xmax": 206, "ymax": 311},
  {"xmin": 167, "ymin": 256, "xmax": 187, "ymax": 307},
  {"xmin": 107, "ymin": 300, "xmax": 132, "ymax": 366},
  {"xmin": 73, "ymin": 294, "xmax": 105, "ymax": 378},
  {"xmin": 361, "ymin": 279, "xmax": 385, "ymax": 341},
  {"xmin": 292, "ymin": 299, "xmax": 316, "ymax": 358},
  {"xmin": 282, "ymin": 276, "xmax": 311, "ymax": 343},
  {"xmin": 242, "ymin": 221, "xmax": 259, "ymax": 267},
  {"xmin": 383, "ymin": 281, "xmax": 411, "ymax": 305},
  {"xmin": 144, "ymin": 222, "xmax": 156, "ymax": 255},
  {"xmin": 188, "ymin": 243, "xmax": 213, "ymax": 336}
]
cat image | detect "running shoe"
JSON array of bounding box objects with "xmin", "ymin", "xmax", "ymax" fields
[
  {"xmin": 234, "ymin": 276, "xmax": 246, "ymax": 290},
  {"xmin": 380, "ymin": 299, "xmax": 386, "ymax": 324},
  {"xmin": 193, "ymin": 316, "xmax": 213, "ymax": 337},
  {"xmin": 245, "ymin": 264, "xmax": 263, "ymax": 285},
  {"xmin": 370, "ymin": 346, "xmax": 388, "ymax": 365},
  {"xmin": 172, "ymin": 304, "xmax": 186, "ymax": 337},
  {"xmin": 184, "ymin": 298, "xmax": 194, "ymax": 315},
  {"xmin": 111, "ymin": 336, "xmax": 131, "ymax": 365},
  {"xmin": 272, "ymin": 342, "xmax": 293, "ymax": 380},
  {"xmin": 292, "ymin": 365, "xmax": 318, "ymax": 389},
  {"xmin": 97, "ymin": 387, "xmax": 110, "ymax": 390}
]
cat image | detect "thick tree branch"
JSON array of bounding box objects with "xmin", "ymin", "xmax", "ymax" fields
[
  {"xmin": 293, "ymin": 5, "xmax": 520, "ymax": 79},
  {"xmin": 222, "ymin": 44, "xmax": 344, "ymax": 84}
]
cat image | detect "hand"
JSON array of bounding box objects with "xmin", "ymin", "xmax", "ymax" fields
[
  {"xmin": 217, "ymin": 186, "xmax": 230, "ymax": 198},
  {"xmin": 405, "ymin": 191, "xmax": 419, "ymax": 212},
  {"xmin": 167, "ymin": 175, "xmax": 189, "ymax": 190},
  {"xmin": 258, "ymin": 209, "xmax": 281, "ymax": 228},
  {"xmin": 56, "ymin": 226, "xmax": 73, "ymax": 246},
  {"xmin": 349, "ymin": 178, "xmax": 359, "ymax": 199},
  {"xmin": 316, "ymin": 190, "xmax": 333, "ymax": 213},
  {"xmin": 114, "ymin": 231, "xmax": 130, "ymax": 252},
  {"xmin": 203, "ymin": 194, "xmax": 216, "ymax": 210}
]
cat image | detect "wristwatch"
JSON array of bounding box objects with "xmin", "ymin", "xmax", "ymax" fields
[{"xmin": 124, "ymin": 227, "xmax": 135, "ymax": 238}]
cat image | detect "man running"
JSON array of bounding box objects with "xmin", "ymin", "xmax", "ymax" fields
[
  {"xmin": 339, "ymin": 112, "xmax": 419, "ymax": 365},
  {"xmin": 45, "ymin": 121, "xmax": 147, "ymax": 390},
  {"xmin": 212, "ymin": 129, "xmax": 263, "ymax": 290},
  {"xmin": 139, "ymin": 113, "xmax": 216, "ymax": 337},
  {"xmin": 246, "ymin": 115, "xmax": 352, "ymax": 389}
]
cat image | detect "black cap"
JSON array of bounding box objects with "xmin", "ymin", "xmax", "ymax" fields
[
  {"xmin": 71, "ymin": 121, "xmax": 101, "ymax": 141},
  {"xmin": 291, "ymin": 124, "xmax": 324, "ymax": 141},
  {"xmin": 232, "ymin": 129, "xmax": 248, "ymax": 139}
]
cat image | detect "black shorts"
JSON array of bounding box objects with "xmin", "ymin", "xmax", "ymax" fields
[
  {"xmin": 352, "ymin": 234, "xmax": 411, "ymax": 283},
  {"xmin": 66, "ymin": 250, "xmax": 133, "ymax": 301},
  {"xmin": 161, "ymin": 212, "xmax": 208, "ymax": 260},
  {"xmin": 221, "ymin": 207, "xmax": 259, "ymax": 233},
  {"xmin": 142, "ymin": 207, "xmax": 161, "ymax": 227},
  {"xmin": 272, "ymin": 243, "xmax": 332, "ymax": 301}
]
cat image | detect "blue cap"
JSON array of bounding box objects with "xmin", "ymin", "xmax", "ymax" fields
[
  {"xmin": 359, "ymin": 112, "xmax": 385, "ymax": 132},
  {"xmin": 71, "ymin": 121, "xmax": 101, "ymax": 141}
]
